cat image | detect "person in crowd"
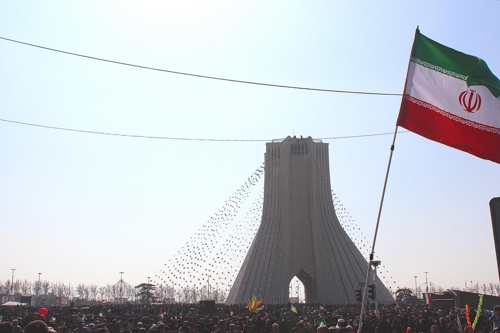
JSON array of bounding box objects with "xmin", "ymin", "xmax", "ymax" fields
[
  {"xmin": 25, "ymin": 321, "xmax": 50, "ymax": 333},
  {"xmin": 317, "ymin": 323, "xmax": 327, "ymax": 333},
  {"xmin": 272, "ymin": 323, "xmax": 280, "ymax": 333},
  {"xmin": 0, "ymin": 322, "xmax": 12, "ymax": 333},
  {"xmin": 228, "ymin": 323, "xmax": 239, "ymax": 333},
  {"xmin": 429, "ymin": 324, "xmax": 441, "ymax": 333},
  {"xmin": 445, "ymin": 321, "xmax": 459, "ymax": 333},
  {"xmin": 10, "ymin": 320, "xmax": 20, "ymax": 333},
  {"xmin": 490, "ymin": 305, "xmax": 500, "ymax": 332}
]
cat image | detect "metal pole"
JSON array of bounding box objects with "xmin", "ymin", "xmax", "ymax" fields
[
  {"xmin": 357, "ymin": 127, "xmax": 399, "ymax": 333},
  {"xmin": 414, "ymin": 276, "xmax": 417, "ymax": 297},
  {"xmin": 375, "ymin": 266, "xmax": 378, "ymax": 314},
  {"xmin": 38, "ymin": 273, "xmax": 41, "ymax": 297},
  {"xmin": 425, "ymin": 272, "xmax": 429, "ymax": 293},
  {"xmin": 208, "ymin": 275, "xmax": 210, "ymax": 298},
  {"xmin": 119, "ymin": 272, "xmax": 124, "ymax": 303},
  {"xmin": 11, "ymin": 269, "xmax": 16, "ymax": 295}
]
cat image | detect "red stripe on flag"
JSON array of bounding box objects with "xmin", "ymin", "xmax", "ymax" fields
[{"xmin": 398, "ymin": 96, "xmax": 500, "ymax": 164}]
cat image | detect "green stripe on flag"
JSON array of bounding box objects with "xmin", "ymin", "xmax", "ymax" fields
[{"xmin": 411, "ymin": 29, "xmax": 500, "ymax": 97}]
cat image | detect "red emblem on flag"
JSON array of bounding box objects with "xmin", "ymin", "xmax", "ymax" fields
[{"xmin": 459, "ymin": 89, "xmax": 482, "ymax": 113}]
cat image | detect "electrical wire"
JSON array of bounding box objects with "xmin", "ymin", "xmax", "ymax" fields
[
  {"xmin": 0, "ymin": 36, "xmax": 403, "ymax": 96},
  {"xmin": 0, "ymin": 117, "xmax": 407, "ymax": 142}
]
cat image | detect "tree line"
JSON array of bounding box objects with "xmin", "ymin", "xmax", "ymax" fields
[{"xmin": 0, "ymin": 279, "xmax": 227, "ymax": 303}]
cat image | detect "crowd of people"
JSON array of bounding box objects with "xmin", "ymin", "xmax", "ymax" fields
[{"xmin": 0, "ymin": 303, "xmax": 498, "ymax": 333}]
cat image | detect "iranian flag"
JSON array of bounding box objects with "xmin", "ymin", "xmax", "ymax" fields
[{"xmin": 397, "ymin": 29, "xmax": 500, "ymax": 164}]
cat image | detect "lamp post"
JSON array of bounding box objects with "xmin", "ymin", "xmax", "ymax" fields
[
  {"xmin": 207, "ymin": 275, "xmax": 211, "ymax": 299},
  {"xmin": 371, "ymin": 260, "xmax": 381, "ymax": 313},
  {"xmin": 424, "ymin": 272, "xmax": 429, "ymax": 293},
  {"xmin": 11, "ymin": 269, "xmax": 16, "ymax": 295},
  {"xmin": 119, "ymin": 272, "xmax": 124, "ymax": 303},
  {"xmin": 37, "ymin": 273, "xmax": 42, "ymax": 297},
  {"xmin": 414, "ymin": 276, "xmax": 418, "ymax": 297}
]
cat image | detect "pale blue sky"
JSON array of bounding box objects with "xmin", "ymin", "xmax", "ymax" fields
[{"xmin": 1, "ymin": 1, "xmax": 499, "ymax": 294}]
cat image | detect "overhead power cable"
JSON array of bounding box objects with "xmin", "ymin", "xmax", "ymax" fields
[
  {"xmin": 0, "ymin": 36, "xmax": 402, "ymax": 96},
  {"xmin": 0, "ymin": 117, "xmax": 407, "ymax": 142}
]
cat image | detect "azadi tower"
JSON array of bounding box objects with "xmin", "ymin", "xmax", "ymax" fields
[{"xmin": 226, "ymin": 136, "xmax": 394, "ymax": 304}]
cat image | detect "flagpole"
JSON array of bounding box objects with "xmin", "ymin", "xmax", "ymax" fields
[
  {"xmin": 357, "ymin": 27, "xmax": 419, "ymax": 333},
  {"xmin": 356, "ymin": 127, "xmax": 398, "ymax": 333}
]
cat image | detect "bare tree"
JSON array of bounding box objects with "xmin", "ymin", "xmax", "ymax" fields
[
  {"xmin": 54, "ymin": 283, "xmax": 62, "ymax": 297},
  {"xmin": 12, "ymin": 279, "xmax": 21, "ymax": 294},
  {"xmin": 198, "ymin": 285, "xmax": 208, "ymax": 300},
  {"xmin": 90, "ymin": 285, "xmax": 98, "ymax": 300},
  {"xmin": 176, "ymin": 289, "xmax": 183, "ymax": 303},
  {"xmin": 154, "ymin": 284, "xmax": 161, "ymax": 299},
  {"xmin": 495, "ymin": 283, "xmax": 500, "ymax": 296},
  {"xmin": 51, "ymin": 283, "xmax": 57, "ymax": 296},
  {"xmin": 182, "ymin": 286, "xmax": 191, "ymax": 303},
  {"xmin": 190, "ymin": 286, "xmax": 199, "ymax": 303},
  {"xmin": 51, "ymin": 283, "xmax": 63, "ymax": 297},
  {"xmin": 218, "ymin": 288, "xmax": 227, "ymax": 303},
  {"xmin": 32, "ymin": 280, "xmax": 42, "ymax": 296},
  {"xmin": 76, "ymin": 284, "xmax": 86, "ymax": 299},
  {"xmin": 124, "ymin": 284, "xmax": 135, "ymax": 301},
  {"xmin": 41, "ymin": 281, "xmax": 51, "ymax": 296},
  {"xmin": 65, "ymin": 283, "xmax": 74, "ymax": 298},
  {"xmin": 165, "ymin": 285, "xmax": 176, "ymax": 300},
  {"xmin": 98, "ymin": 286, "xmax": 107, "ymax": 301},
  {"xmin": 84, "ymin": 285, "xmax": 90, "ymax": 300},
  {"xmin": 482, "ymin": 283, "xmax": 489, "ymax": 295},
  {"xmin": 110, "ymin": 284, "xmax": 118, "ymax": 300},
  {"xmin": 20, "ymin": 280, "xmax": 31, "ymax": 295},
  {"xmin": 0, "ymin": 281, "xmax": 8, "ymax": 294}
]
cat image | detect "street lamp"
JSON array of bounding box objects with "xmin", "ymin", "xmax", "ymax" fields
[
  {"xmin": 424, "ymin": 272, "xmax": 429, "ymax": 293},
  {"xmin": 11, "ymin": 269, "xmax": 16, "ymax": 295},
  {"xmin": 37, "ymin": 273, "xmax": 42, "ymax": 297},
  {"xmin": 371, "ymin": 260, "xmax": 381, "ymax": 313},
  {"xmin": 119, "ymin": 272, "xmax": 124, "ymax": 303},
  {"xmin": 414, "ymin": 276, "xmax": 417, "ymax": 297}
]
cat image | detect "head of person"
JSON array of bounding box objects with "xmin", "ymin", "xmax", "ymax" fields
[
  {"xmin": 272, "ymin": 324, "xmax": 279, "ymax": 333},
  {"xmin": 430, "ymin": 325, "xmax": 440, "ymax": 333},
  {"xmin": 445, "ymin": 322, "xmax": 459, "ymax": 333},
  {"xmin": 495, "ymin": 305, "xmax": 500, "ymax": 316},
  {"xmin": 94, "ymin": 328, "xmax": 109, "ymax": 333},
  {"xmin": 317, "ymin": 324, "xmax": 327, "ymax": 333},
  {"xmin": 25, "ymin": 321, "xmax": 49, "ymax": 333},
  {"xmin": 0, "ymin": 322, "xmax": 12, "ymax": 333}
]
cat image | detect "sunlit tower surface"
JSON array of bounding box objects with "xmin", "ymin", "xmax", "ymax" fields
[{"xmin": 226, "ymin": 136, "xmax": 394, "ymax": 304}]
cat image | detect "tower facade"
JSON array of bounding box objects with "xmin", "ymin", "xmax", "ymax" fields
[{"xmin": 225, "ymin": 136, "xmax": 393, "ymax": 304}]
